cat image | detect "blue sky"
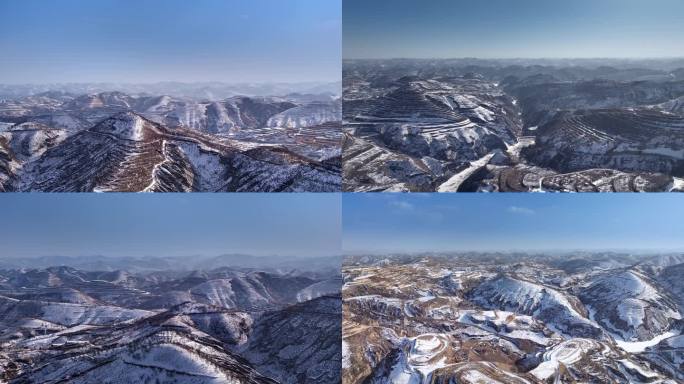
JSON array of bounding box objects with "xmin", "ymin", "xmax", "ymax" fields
[
  {"xmin": 0, "ymin": 0, "xmax": 341, "ymax": 84},
  {"xmin": 344, "ymin": 0, "xmax": 684, "ymax": 59},
  {"xmin": 343, "ymin": 194, "xmax": 684, "ymax": 253},
  {"xmin": 0, "ymin": 194, "xmax": 341, "ymax": 258}
]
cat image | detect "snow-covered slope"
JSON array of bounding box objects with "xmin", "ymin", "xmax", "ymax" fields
[
  {"xmin": 241, "ymin": 295, "xmax": 342, "ymax": 384},
  {"xmin": 469, "ymin": 275, "xmax": 604, "ymax": 338},
  {"xmin": 0, "ymin": 266, "xmax": 342, "ymax": 384},
  {"xmin": 343, "ymin": 60, "xmax": 684, "ymax": 192},
  {"xmin": 580, "ymin": 270, "xmax": 681, "ymax": 341},
  {"xmin": 0, "ymin": 91, "xmax": 341, "ymax": 192},
  {"xmin": 0, "ymin": 295, "xmax": 151, "ymax": 327},
  {"xmin": 296, "ymin": 277, "xmax": 343, "ymax": 302},
  {"xmin": 267, "ymin": 101, "xmax": 341, "ymax": 128},
  {"xmin": 343, "ymin": 253, "xmax": 684, "ymax": 383},
  {"xmin": 13, "ymin": 328, "xmax": 278, "ymax": 384}
]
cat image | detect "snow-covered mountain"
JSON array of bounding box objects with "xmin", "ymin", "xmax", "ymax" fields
[
  {"xmin": 0, "ymin": 90, "xmax": 341, "ymax": 192},
  {"xmin": 343, "ymin": 252, "xmax": 684, "ymax": 383},
  {"xmin": 580, "ymin": 270, "xmax": 681, "ymax": 341},
  {"xmin": 343, "ymin": 59, "xmax": 684, "ymax": 192},
  {"xmin": 0, "ymin": 265, "xmax": 342, "ymax": 384},
  {"xmin": 470, "ymin": 275, "xmax": 604, "ymax": 339}
]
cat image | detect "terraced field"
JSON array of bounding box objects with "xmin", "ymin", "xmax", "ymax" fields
[
  {"xmin": 343, "ymin": 59, "xmax": 684, "ymax": 192},
  {"xmin": 343, "ymin": 253, "xmax": 684, "ymax": 383}
]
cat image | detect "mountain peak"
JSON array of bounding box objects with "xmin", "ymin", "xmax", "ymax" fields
[{"xmin": 91, "ymin": 111, "xmax": 152, "ymax": 141}]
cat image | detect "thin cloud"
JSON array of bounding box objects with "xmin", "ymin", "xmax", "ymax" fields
[
  {"xmin": 389, "ymin": 200, "xmax": 414, "ymax": 211},
  {"xmin": 385, "ymin": 199, "xmax": 446, "ymax": 224},
  {"xmin": 508, "ymin": 206, "xmax": 535, "ymax": 215}
]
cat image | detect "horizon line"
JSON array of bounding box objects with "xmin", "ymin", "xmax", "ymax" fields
[
  {"xmin": 0, "ymin": 253, "xmax": 343, "ymax": 260},
  {"xmin": 342, "ymin": 56, "xmax": 684, "ymax": 61},
  {"xmin": 0, "ymin": 80, "xmax": 342, "ymax": 86},
  {"xmin": 342, "ymin": 248, "xmax": 684, "ymax": 255}
]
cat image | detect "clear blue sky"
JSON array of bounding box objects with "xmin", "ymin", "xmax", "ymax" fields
[
  {"xmin": 343, "ymin": 194, "xmax": 684, "ymax": 253},
  {"xmin": 0, "ymin": 0, "xmax": 341, "ymax": 84},
  {"xmin": 344, "ymin": 0, "xmax": 684, "ymax": 59},
  {"xmin": 0, "ymin": 194, "xmax": 341, "ymax": 258}
]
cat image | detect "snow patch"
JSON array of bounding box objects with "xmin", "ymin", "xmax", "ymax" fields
[
  {"xmin": 615, "ymin": 330, "xmax": 679, "ymax": 353},
  {"xmin": 177, "ymin": 141, "xmax": 227, "ymax": 192},
  {"xmin": 438, "ymin": 153, "xmax": 494, "ymax": 192}
]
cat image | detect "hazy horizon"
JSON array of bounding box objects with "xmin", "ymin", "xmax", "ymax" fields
[
  {"xmin": 0, "ymin": 80, "xmax": 342, "ymax": 86},
  {"xmin": 342, "ymin": 248, "xmax": 684, "ymax": 255},
  {"xmin": 0, "ymin": 0, "xmax": 341, "ymax": 84},
  {"xmin": 342, "ymin": 57, "xmax": 684, "ymax": 61},
  {"xmin": 0, "ymin": 253, "xmax": 342, "ymax": 260},
  {"xmin": 344, "ymin": 0, "xmax": 684, "ymax": 60}
]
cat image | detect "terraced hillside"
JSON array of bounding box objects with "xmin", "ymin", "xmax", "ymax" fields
[
  {"xmin": 343, "ymin": 252, "xmax": 684, "ymax": 383},
  {"xmin": 524, "ymin": 109, "xmax": 684, "ymax": 176},
  {"xmin": 343, "ymin": 59, "xmax": 684, "ymax": 192}
]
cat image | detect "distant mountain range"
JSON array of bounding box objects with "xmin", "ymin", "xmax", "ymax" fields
[
  {"xmin": 0, "ymin": 81, "xmax": 342, "ymax": 101},
  {"xmin": 0, "ymin": 254, "xmax": 342, "ymax": 274}
]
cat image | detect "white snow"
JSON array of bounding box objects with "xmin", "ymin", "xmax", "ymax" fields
[
  {"xmin": 387, "ymin": 355, "xmax": 421, "ymax": 384},
  {"xmin": 173, "ymin": 102, "xmax": 209, "ymax": 131},
  {"xmin": 437, "ymin": 153, "xmax": 494, "ymax": 192},
  {"xmin": 506, "ymin": 330, "xmax": 553, "ymax": 346},
  {"xmin": 452, "ymin": 95, "xmax": 479, "ymax": 109},
  {"xmin": 670, "ymin": 177, "xmax": 684, "ymax": 191},
  {"xmin": 618, "ymin": 359, "xmax": 659, "ymax": 379},
  {"xmin": 411, "ymin": 334, "xmax": 446, "ymax": 361},
  {"xmin": 341, "ymin": 340, "xmax": 351, "ymax": 369},
  {"xmin": 470, "ymin": 105, "xmax": 496, "ymax": 122},
  {"xmin": 462, "ymin": 371, "xmax": 504, "ymax": 384},
  {"xmin": 267, "ymin": 102, "xmax": 341, "ymax": 128},
  {"xmin": 505, "ymin": 137, "xmax": 535, "ymax": 161},
  {"xmin": 296, "ymin": 279, "xmax": 341, "ymax": 302},
  {"xmin": 0, "ymin": 122, "xmax": 13, "ymax": 131},
  {"xmin": 615, "ymin": 330, "xmax": 678, "ymax": 353},
  {"xmin": 177, "ymin": 141, "xmax": 227, "ymax": 192},
  {"xmin": 617, "ymin": 298, "xmax": 646, "ymax": 329},
  {"xmin": 124, "ymin": 116, "xmax": 144, "ymax": 140},
  {"xmin": 126, "ymin": 343, "xmax": 224, "ymax": 378},
  {"xmin": 100, "ymin": 114, "xmax": 147, "ymax": 141},
  {"xmin": 40, "ymin": 302, "xmax": 151, "ymax": 326},
  {"xmin": 587, "ymin": 271, "xmax": 681, "ymax": 341},
  {"xmin": 2, "ymin": 129, "xmax": 68, "ymax": 162},
  {"xmin": 212, "ymin": 101, "xmax": 238, "ymax": 133},
  {"xmin": 141, "ymin": 140, "xmax": 169, "ymax": 192},
  {"xmin": 144, "ymin": 95, "xmax": 172, "ymax": 112},
  {"xmin": 416, "ymin": 295, "xmax": 435, "ymax": 303},
  {"xmin": 384, "ymin": 335, "xmax": 451, "ymax": 384},
  {"xmin": 531, "ymin": 338, "xmax": 597, "ymax": 380}
]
